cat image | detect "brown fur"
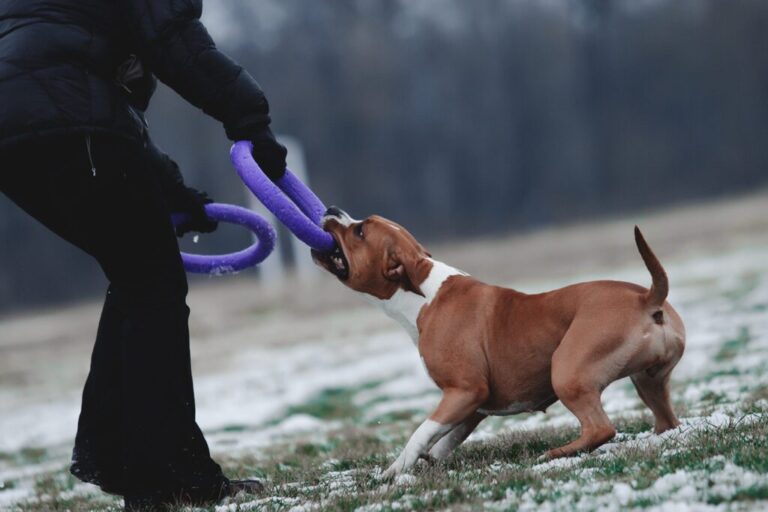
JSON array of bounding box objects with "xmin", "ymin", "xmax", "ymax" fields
[
  {"xmin": 317, "ymin": 215, "xmax": 686, "ymax": 461},
  {"xmin": 635, "ymin": 225, "xmax": 669, "ymax": 309}
]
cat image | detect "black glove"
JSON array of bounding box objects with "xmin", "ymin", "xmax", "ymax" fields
[
  {"xmin": 168, "ymin": 187, "xmax": 218, "ymax": 238},
  {"xmin": 251, "ymin": 126, "xmax": 287, "ymax": 181},
  {"xmin": 146, "ymin": 141, "xmax": 218, "ymax": 238}
]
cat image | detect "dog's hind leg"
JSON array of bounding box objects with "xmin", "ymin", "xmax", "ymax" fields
[
  {"xmin": 633, "ymin": 306, "xmax": 685, "ymax": 434},
  {"xmin": 631, "ymin": 369, "xmax": 680, "ymax": 433},
  {"xmin": 547, "ymin": 381, "xmax": 616, "ymax": 459},
  {"xmin": 546, "ymin": 326, "xmax": 622, "ymax": 459}
]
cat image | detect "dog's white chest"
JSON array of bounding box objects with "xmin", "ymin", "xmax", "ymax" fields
[
  {"xmin": 378, "ymin": 289, "xmax": 424, "ymax": 344},
  {"xmin": 367, "ymin": 259, "xmax": 467, "ymax": 346}
]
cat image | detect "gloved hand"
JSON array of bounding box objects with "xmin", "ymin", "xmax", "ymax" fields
[
  {"xmin": 145, "ymin": 139, "xmax": 218, "ymax": 238},
  {"xmin": 168, "ymin": 186, "xmax": 218, "ymax": 238},
  {"xmin": 251, "ymin": 126, "xmax": 287, "ymax": 181}
]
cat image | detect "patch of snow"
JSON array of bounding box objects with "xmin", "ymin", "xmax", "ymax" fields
[
  {"xmin": 0, "ymin": 488, "xmax": 31, "ymax": 509},
  {"xmin": 394, "ymin": 473, "xmax": 417, "ymax": 486},
  {"xmin": 531, "ymin": 454, "xmax": 585, "ymax": 473},
  {"xmin": 3, "ymin": 236, "xmax": 768, "ymax": 510}
]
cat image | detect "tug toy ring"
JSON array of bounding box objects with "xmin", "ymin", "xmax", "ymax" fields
[
  {"xmin": 230, "ymin": 141, "xmax": 336, "ymax": 253},
  {"xmin": 172, "ymin": 141, "xmax": 336, "ymax": 275},
  {"xmin": 172, "ymin": 203, "xmax": 276, "ymax": 275}
]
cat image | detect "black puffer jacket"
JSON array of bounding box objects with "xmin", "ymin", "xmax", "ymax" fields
[{"xmin": 0, "ymin": 0, "xmax": 271, "ymax": 149}]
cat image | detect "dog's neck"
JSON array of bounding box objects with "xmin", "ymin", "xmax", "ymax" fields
[{"xmin": 365, "ymin": 258, "xmax": 467, "ymax": 345}]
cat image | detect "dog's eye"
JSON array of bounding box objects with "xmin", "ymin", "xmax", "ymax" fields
[{"xmin": 354, "ymin": 222, "xmax": 365, "ymax": 239}]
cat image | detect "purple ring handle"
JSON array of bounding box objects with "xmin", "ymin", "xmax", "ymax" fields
[
  {"xmin": 230, "ymin": 141, "xmax": 336, "ymax": 253},
  {"xmin": 172, "ymin": 203, "xmax": 276, "ymax": 274}
]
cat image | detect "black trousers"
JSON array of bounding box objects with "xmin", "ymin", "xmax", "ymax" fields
[{"xmin": 0, "ymin": 134, "xmax": 226, "ymax": 503}]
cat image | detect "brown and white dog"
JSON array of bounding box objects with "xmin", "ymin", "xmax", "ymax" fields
[{"xmin": 312, "ymin": 207, "xmax": 685, "ymax": 479}]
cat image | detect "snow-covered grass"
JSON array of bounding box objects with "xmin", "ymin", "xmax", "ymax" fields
[{"xmin": 1, "ymin": 228, "xmax": 767, "ymax": 511}]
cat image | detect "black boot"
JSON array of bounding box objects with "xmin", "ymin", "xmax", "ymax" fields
[{"xmin": 123, "ymin": 478, "xmax": 262, "ymax": 511}]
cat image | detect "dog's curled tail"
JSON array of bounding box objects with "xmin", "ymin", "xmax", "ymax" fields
[{"xmin": 634, "ymin": 226, "xmax": 668, "ymax": 310}]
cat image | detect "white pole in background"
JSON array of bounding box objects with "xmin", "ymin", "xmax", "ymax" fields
[{"xmin": 246, "ymin": 135, "xmax": 321, "ymax": 285}]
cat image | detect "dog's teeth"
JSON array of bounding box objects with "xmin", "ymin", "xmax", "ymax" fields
[{"xmin": 331, "ymin": 255, "xmax": 344, "ymax": 270}]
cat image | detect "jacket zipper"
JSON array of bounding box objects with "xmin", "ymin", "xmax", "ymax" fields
[{"xmin": 85, "ymin": 135, "xmax": 96, "ymax": 176}]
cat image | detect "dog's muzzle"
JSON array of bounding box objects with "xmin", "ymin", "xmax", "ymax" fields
[{"xmin": 313, "ymin": 206, "xmax": 351, "ymax": 280}]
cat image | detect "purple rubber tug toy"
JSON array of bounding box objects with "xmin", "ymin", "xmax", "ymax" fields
[{"xmin": 173, "ymin": 141, "xmax": 336, "ymax": 275}]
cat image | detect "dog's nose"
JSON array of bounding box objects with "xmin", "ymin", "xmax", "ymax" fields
[{"xmin": 325, "ymin": 205, "xmax": 344, "ymax": 218}]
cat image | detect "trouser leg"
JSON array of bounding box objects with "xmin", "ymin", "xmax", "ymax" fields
[
  {"xmin": 0, "ymin": 134, "xmax": 226, "ymax": 503},
  {"xmin": 71, "ymin": 285, "xmax": 126, "ymax": 492},
  {"xmin": 0, "ymin": 138, "xmax": 126, "ymax": 490}
]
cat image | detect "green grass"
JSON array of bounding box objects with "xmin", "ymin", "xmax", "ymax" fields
[
  {"xmin": 715, "ymin": 326, "xmax": 751, "ymax": 361},
  {"xmin": 700, "ymin": 390, "xmax": 729, "ymax": 405},
  {"xmin": 4, "ymin": 383, "xmax": 768, "ymax": 511},
  {"xmin": 3, "ymin": 243, "xmax": 768, "ymax": 511},
  {"xmin": 205, "ymin": 408, "xmax": 768, "ymax": 511},
  {"xmin": 286, "ymin": 387, "xmax": 362, "ymax": 421},
  {"xmin": 5, "ymin": 400, "xmax": 767, "ymax": 511},
  {"xmin": 727, "ymin": 484, "xmax": 768, "ymax": 502},
  {"xmin": 16, "ymin": 470, "xmax": 120, "ymax": 512},
  {"xmin": 722, "ymin": 274, "xmax": 760, "ymax": 303},
  {"xmin": 702, "ymin": 368, "xmax": 742, "ymax": 381},
  {"xmin": 18, "ymin": 447, "xmax": 49, "ymax": 465},
  {"xmin": 280, "ymin": 381, "xmax": 387, "ymax": 423},
  {"xmin": 5, "ymin": 313, "xmax": 768, "ymax": 511}
]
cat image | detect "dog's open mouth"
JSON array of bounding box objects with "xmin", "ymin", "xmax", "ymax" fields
[{"xmin": 311, "ymin": 237, "xmax": 349, "ymax": 281}]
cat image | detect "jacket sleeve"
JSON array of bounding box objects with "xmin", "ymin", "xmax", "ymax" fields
[
  {"xmin": 126, "ymin": 0, "xmax": 270, "ymax": 140},
  {"xmin": 146, "ymin": 138, "xmax": 186, "ymax": 196}
]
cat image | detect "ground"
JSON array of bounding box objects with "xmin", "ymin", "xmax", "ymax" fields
[{"xmin": 0, "ymin": 192, "xmax": 767, "ymax": 511}]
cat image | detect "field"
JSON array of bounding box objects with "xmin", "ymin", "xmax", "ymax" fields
[{"xmin": 1, "ymin": 193, "xmax": 767, "ymax": 511}]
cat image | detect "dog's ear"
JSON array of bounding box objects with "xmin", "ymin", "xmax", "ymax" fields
[
  {"xmin": 384, "ymin": 247, "xmax": 426, "ymax": 297},
  {"xmin": 385, "ymin": 263, "xmax": 405, "ymax": 280}
]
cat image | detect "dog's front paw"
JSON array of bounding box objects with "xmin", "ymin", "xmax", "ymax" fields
[
  {"xmin": 380, "ymin": 447, "xmax": 424, "ymax": 481},
  {"xmin": 380, "ymin": 454, "xmax": 411, "ymax": 481},
  {"xmin": 380, "ymin": 463, "xmax": 399, "ymax": 481},
  {"xmin": 418, "ymin": 453, "xmax": 437, "ymax": 465},
  {"xmin": 376, "ymin": 464, "xmax": 417, "ymax": 486}
]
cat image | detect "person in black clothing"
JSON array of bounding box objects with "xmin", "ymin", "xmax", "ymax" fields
[{"xmin": 0, "ymin": 1, "xmax": 286, "ymax": 509}]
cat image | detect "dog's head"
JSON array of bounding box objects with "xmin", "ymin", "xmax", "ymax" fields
[{"xmin": 312, "ymin": 207, "xmax": 432, "ymax": 299}]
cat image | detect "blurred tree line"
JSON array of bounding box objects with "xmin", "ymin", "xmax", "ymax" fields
[{"xmin": 1, "ymin": 0, "xmax": 767, "ymax": 311}]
